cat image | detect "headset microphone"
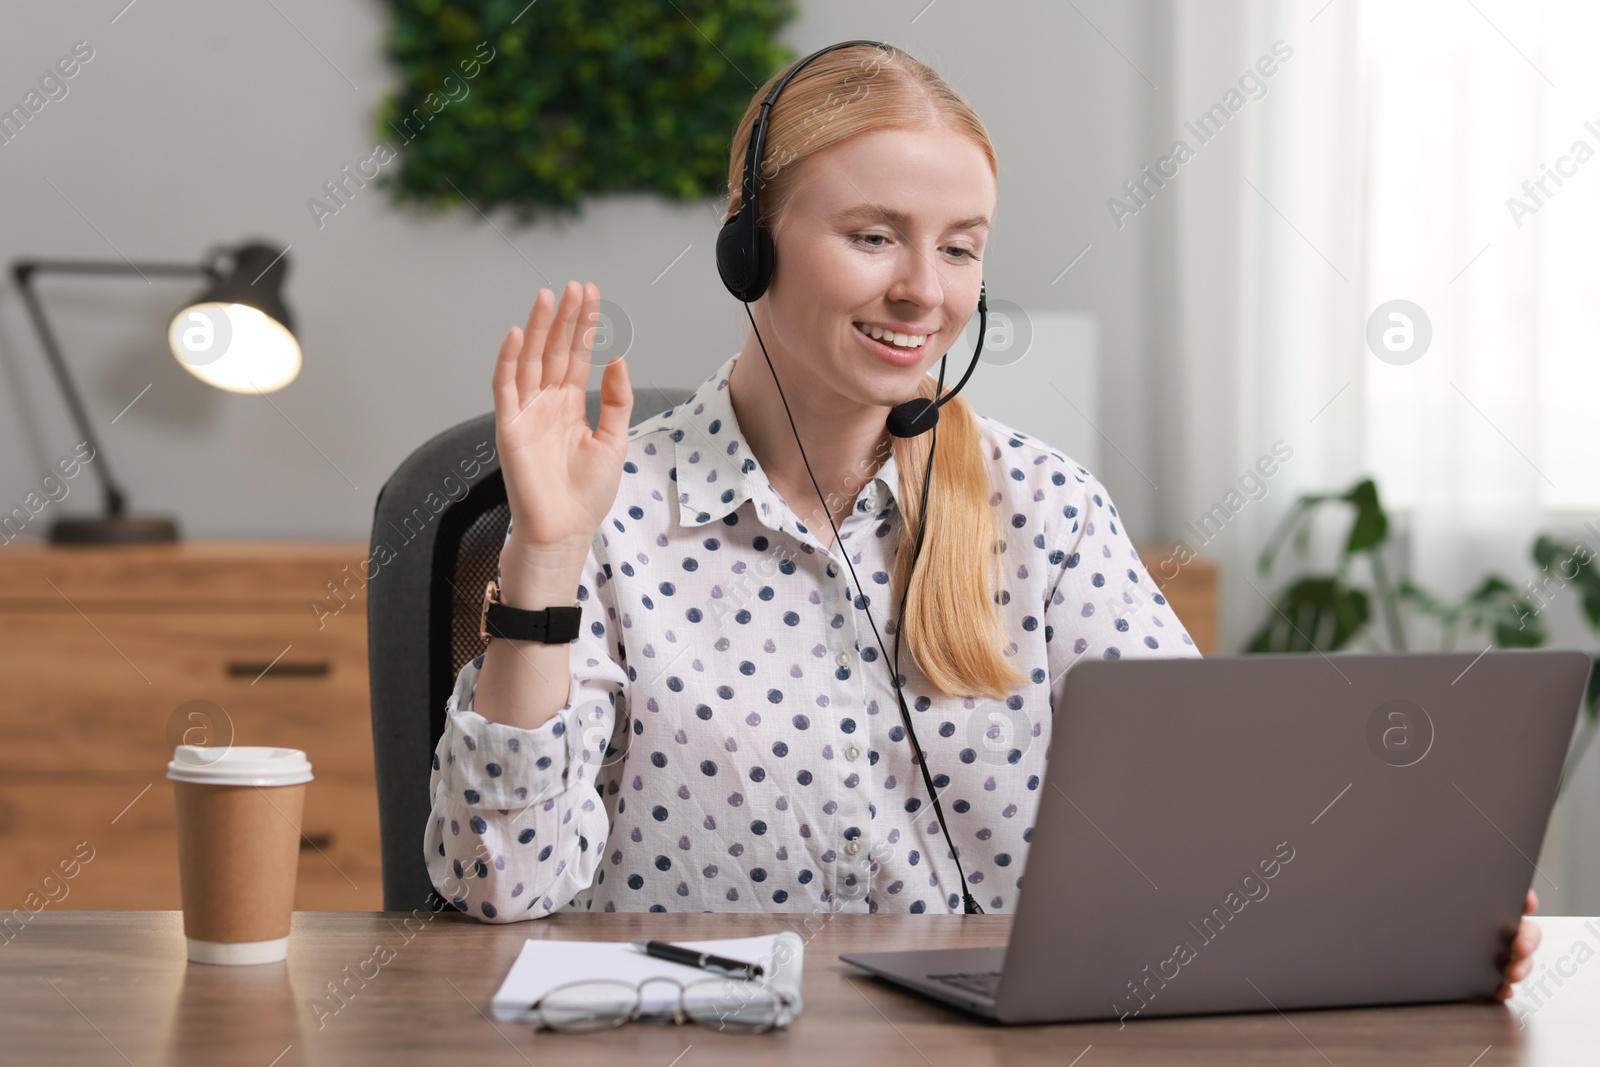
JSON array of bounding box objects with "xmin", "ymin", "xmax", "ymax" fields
[
  {"xmin": 884, "ymin": 282, "xmax": 986, "ymax": 438},
  {"xmin": 715, "ymin": 39, "xmax": 993, "ymax": 915}
]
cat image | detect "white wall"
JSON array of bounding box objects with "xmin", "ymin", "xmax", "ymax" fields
[{"xmin": 0, "ymin": 0, "xmax": 1161, "ymax": 542}]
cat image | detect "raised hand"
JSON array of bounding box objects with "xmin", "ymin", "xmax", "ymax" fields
[{"xmin": 492, "ymin": 281, "xmax": 633, "ymax": 561}]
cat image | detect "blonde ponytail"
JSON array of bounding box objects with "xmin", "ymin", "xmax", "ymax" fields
[{"xmin": 889, "ymin": 375, "xmax": 1026, "ymax": 699}]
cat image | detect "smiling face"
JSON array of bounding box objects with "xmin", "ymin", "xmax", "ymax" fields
[{"xmin": 759, "ymin": 124, "xmax": 997, "ymax": 410}]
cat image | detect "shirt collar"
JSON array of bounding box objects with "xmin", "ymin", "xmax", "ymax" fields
[{"xmin": 671, "ymin": 353, "xmax": 901, "ymax": 533}]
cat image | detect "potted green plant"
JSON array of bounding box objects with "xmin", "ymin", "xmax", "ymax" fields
[{"xmin": 1246, "ymin": 477, "xmax": 1600, "ymax": 787}]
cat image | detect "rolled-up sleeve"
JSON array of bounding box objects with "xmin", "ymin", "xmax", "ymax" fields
[{"xmin": 423, "ymin": 523, "xmax": 629, "ymax": 922}]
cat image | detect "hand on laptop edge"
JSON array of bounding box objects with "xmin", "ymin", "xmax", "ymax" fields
[{"xmin": 1493, "ymin": 890, "xmax": 1541, "ymax": 1002}]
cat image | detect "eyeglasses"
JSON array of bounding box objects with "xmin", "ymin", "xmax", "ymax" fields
[{"xmin": 527, "ymin": 974, "xmax": 793, "ymax": 1033}]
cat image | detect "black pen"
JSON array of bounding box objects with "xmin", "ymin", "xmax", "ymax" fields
[{"xmin": 631, "ymin": 939, "xmax": 766, "ymax": 980}]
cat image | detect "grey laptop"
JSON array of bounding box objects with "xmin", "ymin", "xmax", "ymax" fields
[{"xmin": 841, "ymin": 649, "xmax": 1593, "ymax": 1025}]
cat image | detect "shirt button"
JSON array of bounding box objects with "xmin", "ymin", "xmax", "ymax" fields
[
  {"xmin": 836, "ymin": 652, "xmax": 851, "ymax": 667},
  {"xmin": 844, "ymin": 840, "xmax": 863, "ymax": 855},
  {"xmin": 845, "ymin": 744, "xmax": 860, "ymax": 762},
  {"xmin": 826, "ymin": 564, "xmax": 837, "ymax": 578}
]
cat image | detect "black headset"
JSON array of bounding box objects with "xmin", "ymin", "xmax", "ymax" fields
[{"xmin": 715, "ymin": 39, "xmax": 991, "ymax": 915}]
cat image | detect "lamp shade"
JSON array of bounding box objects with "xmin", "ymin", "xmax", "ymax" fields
[{"xmin": 167, "ymin": 242, "xmax": 301, "ymax": 393}]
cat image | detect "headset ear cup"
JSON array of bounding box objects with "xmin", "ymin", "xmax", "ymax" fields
[
  {"xmin": 717, "ymin": 211, "xmax": 777, "ymax": 304},
  {"xmin": 745, "ymin": 223, "xmax": 775, "ymax": 302},
  {"xmin": 716, "ymin": 214, "xmax": 755, "ymax": 300}
]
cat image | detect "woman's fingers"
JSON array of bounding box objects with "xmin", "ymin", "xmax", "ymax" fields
[
  {"xmin": 498, "ymin": 280, "xmax": 611, "ymax": 437},
  {"xmin": 492, "ymin": 325, "xmax": 523, "ymax": 420},
  {"xmin": 593, "ymin": 347, "xmax": 633, "ymax": 452},
  {"xmin": 564, "ymin": 282, "xmax": 602, "ymax": 391},
  {"xmin": 504, "ymin": 281, "xmax": 601, "ymax": 406},
  {"xmin": 541, "ymin": 280, "xmax": 584, "ymax": 393},
  {"xmin": 1527, "ymin": 889, "xmax": 1540, "ymax": 915},
  {"xmin": 514, "ymin": 287, "xmax": 555, "ymax": 402},
  {"xmin": 1517, "ymin": 917, "xmax": 1542, "ymax": 959},
  {"xmin": 1491, "ymin": 915, "xmax": 1542, "ymax": 1001}
]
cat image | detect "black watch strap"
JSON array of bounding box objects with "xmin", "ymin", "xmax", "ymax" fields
[{"xmin": 483, "ymin": 602, "xmax": 582, "ymax": 643}]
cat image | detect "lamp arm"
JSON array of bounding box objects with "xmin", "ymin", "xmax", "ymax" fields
[{"xmin": 11, "ymin": 259, "xmax": 219, "ymax": 519}]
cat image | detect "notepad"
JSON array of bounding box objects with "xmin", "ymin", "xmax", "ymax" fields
[{"xmin": 490, "ymin": 932, "xmax": 805, "ymax": 1025}]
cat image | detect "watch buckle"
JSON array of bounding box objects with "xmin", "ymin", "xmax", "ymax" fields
[{"xmin": 479, "ymin": 579, "xmax": 500, "ymax": 642}]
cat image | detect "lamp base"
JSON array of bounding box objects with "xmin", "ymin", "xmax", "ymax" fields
[{"xmin": 49, "ymin": 515, "xmax": 180, "ymax": 545}]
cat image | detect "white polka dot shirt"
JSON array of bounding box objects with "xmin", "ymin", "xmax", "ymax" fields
[{"xmin": 426, "ymin": 352, "xmax": 1201, "ymax": 921}]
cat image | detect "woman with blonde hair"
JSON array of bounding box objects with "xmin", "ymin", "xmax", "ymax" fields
[{"xmin": 422, "ymin": 38, "xmax": 1535, "ymax": 998}]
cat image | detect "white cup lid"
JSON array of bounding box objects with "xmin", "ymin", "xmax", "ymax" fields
[{"xmin": 166, "ymin": 745, "xmax": 313, "ymax": 786}]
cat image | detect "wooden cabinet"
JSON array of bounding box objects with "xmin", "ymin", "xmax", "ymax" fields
[{"xmin": 0, "ymin": 542, "xmax": 379, "ymax": 910}]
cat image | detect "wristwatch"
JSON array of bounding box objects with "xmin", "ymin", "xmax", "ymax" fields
[{"xmin": 479, "ymin": 579, "xmax": 582, "ymax": 644}]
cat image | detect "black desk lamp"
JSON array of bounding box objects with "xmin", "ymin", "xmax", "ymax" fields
[{"xmin": 11, "ymin": 240, "xmax": 301, "ymax": 545}]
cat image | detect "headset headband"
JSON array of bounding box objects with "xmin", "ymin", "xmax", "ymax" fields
[
  {"xmin": 718, "ymin": 40, "xmax": 900, "ymax": 302},
  {"xmin": 737, "ymin": 39, "xmax": 896, "ymax": 225}
]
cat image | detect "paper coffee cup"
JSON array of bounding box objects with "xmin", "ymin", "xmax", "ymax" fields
[{"xmin": 166, "ymin": 745, "xmax": 313, "ymax": 965}]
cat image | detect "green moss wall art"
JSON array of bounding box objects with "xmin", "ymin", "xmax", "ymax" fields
[{"xmin": 365, "ymin": 0, "xmax": 798, "ymax": 224}]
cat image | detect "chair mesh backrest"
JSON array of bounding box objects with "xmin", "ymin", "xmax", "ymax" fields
[{"xmin": 446, "ymin": 500, "xmax": 511, "ymax": 681}]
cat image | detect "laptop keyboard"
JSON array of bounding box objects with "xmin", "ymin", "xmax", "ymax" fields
[{"xmin": 928, "ymin": 970, "xmax": 1003, "ymax": 999}]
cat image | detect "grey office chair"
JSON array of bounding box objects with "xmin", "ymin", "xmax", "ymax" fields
[{"xmin": 368, "ymin": 384, "xmax": 691, "ymax": 912}]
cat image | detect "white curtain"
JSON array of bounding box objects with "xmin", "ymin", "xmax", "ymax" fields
[{"xmin": 1152, "ymin": 0, "xmax": 1600, "ymax": 910}]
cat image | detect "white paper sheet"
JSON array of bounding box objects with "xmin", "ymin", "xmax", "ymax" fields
[{"xmin": 490, "ymin": 932, "xmax": 805, "ymax": 1026}]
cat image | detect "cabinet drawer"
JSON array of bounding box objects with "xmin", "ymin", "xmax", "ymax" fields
[
  {"xmin": 292, "ymin": 778, "xmax": 385, "ymax": 912},
  {"xmin": 0, "ymin": 777, "xmax": 381, "ymax": 911},
  {"xmin": 0, "ymin": 780, "xmax": 177, "ymax": 912},
  {"xmin": 0, "ymin": 608, "xmax": 371, "ymax": 777}
]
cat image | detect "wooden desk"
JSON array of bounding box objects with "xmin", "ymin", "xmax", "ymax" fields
[{"xmin": 5, "ymin": 911, "xmax": 1596, "ymax": 1064}]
